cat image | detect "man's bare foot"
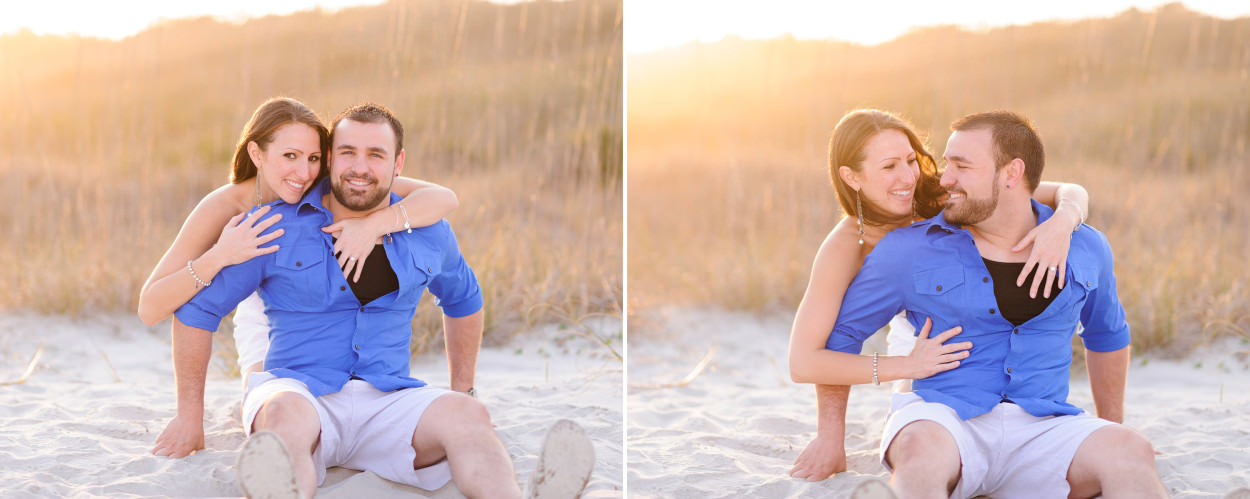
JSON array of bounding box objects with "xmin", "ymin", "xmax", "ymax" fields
[
  {"xmin": 236, "ymin": 431, "xmax": 301, "ymax": 499},
  {"xmin": 525, "ymin": 419, "xmax": 595, "ymax": 499}
]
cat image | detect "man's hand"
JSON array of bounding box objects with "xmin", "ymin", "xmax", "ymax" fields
[
  {"xmin": 790, "ymin": 434, "xmax": 847, "ymax": 481},
  {"xmin": 152, "ymin": 411, "xmax": 205, "ymax": 458}
]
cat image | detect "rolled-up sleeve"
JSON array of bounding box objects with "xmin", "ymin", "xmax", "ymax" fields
[
  {"xmin": 426, "ymin": 222, "xmax": 483, "ymax": 318},
  {"xmin": 1077, "ymin": 230, "xmax": 1131, "ymax": 352},
  {"xmin": 174, "ymin": 256, "xmax": 267, "ymax": 332},
  {"xmin": 825, "ymin": 234, "xmax": 907, "ymax": 354}
]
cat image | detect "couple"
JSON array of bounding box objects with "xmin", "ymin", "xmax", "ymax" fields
[
  {"xmin": 789, "ymin": 109, "xmax": 1167, "ymax": 497},
  {"xmin": 139, "ymin": 98, "xmax": 593, "ymax": 498}
]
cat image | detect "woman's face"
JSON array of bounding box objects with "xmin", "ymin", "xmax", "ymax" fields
[
  {"xmin": 851, "ymin": 129, "xmax": 920, "ymax": 219},
  {"xmin": 252, "ymin": 122, "xmax": 322, "ymax": 204}
]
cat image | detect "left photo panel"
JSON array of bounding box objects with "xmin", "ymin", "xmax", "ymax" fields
[{"xmin": 0, "ymin": 0, "xmax": 622, "ymax": 497}]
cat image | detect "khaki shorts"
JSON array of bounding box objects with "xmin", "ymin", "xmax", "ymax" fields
[
  {"xmin": 880, "ymin": 392, "xmax": 1112, "ymax": 498},
  {"xmin": 242, "ymin": 372, "xmax": 453, "ymax": 490}
]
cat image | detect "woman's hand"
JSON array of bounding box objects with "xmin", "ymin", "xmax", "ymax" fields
[
  {"xmin": 322, "ymin": 217, "xmax": 383, "ymax": 282},
  {"xmin": 212, "ymin": 205, "xmax": 283, "ymax": 266},
  {"xmin": 903, "ymin": 318, "xmax": 970, "ymax": 379},
  {"xmin": 1012, "ymin": 208, "xmax": 1077, "ymax": 298}
]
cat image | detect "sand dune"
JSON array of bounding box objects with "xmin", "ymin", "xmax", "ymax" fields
[
  {"xmin": 0, "ymin": 313, "xmax": 621, "ymax": 498},
  {"xmin": 628, "ymin": 307, "xmax": 1250, "ymax": 498}
]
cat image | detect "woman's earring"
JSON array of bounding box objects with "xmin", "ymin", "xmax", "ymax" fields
[{"xmin": 856, "ymin": 189, "xmax": 865, "ymax": 246}]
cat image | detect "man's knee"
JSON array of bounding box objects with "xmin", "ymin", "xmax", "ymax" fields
[
  {"xmin": 434, "ymin": 393, "xmax": 493, "ymax": 431},
  {"xmin": 1084, "ymin": 425, "xmax": 1155, "ymax": 466},
  {"xmin": 255, "ymin": 392, "xmax": 319, "ymax": 436},
  {"xmin": 887, "ymin": 420, "xmax": 958, "ymax": 468}
]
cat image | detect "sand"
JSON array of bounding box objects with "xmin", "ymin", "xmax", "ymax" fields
[
  {"xmin": 627, "ymin": 307, "xmax": 1250, "ymax": 498},
  {"xmin": 0, "ymin": 313, "xmax": 621, "ymax": 498}
]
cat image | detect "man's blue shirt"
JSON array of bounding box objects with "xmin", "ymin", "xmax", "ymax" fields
[
  {"xmin": 175, "ymin": 179, "xmax": 483, "ymax": 397},
  {"xmin": 825, "ymin": 200, "xmax": 1130, "ymax": 420}
]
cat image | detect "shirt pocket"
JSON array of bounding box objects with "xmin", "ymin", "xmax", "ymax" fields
[
  {"xmin": 913, "ymin": 266, "xmax": 965, "ymax": 296},
  {"xmin": 272, "ymin": 244, "xmax": 329, "ymax": 309},
  {"xmin": 1063, "ymin": 263, "xmax": 1100, "ymax": 313},
  {"xmin": 407, "ymin": 250, "xmax": 439, "ymax": 291}
]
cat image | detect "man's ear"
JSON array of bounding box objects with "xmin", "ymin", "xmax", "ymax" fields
[
  {"xmin": 1004, "ymin": 158, "xmax": 1025, "ymax": 189},
  {"xmin": 838, "ymin": 165, "xmax": 860, "ymax": 191},
  {"xmin": 393, "ymin": 149, "xmax": 405, "ymax": 178}
]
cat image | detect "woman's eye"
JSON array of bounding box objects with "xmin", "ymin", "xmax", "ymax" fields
[
  {"xmin": 309, "ymin": 155, "xmax": 321, "ymax": 162},
  {"xmin": 284, "ymin": 152, "xmax": 296, "ymax": 160}
]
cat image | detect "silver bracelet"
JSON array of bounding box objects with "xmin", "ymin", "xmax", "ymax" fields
[
  {"xmin": 872, "ymin": 352, "xmax": 880, "ymax": 386},
  {"xmin": 1059, "ymin": 199, "xmax": 1085, "ymax": 231},
  {"xmin": 187, "ymin": 260, "xmax": 211, "ymax": 288},
  {"xmin": 398, "ymin": 205, "xmax": 412, "ymax": 233}
]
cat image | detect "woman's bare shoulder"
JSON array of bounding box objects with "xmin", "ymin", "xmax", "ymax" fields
[
  {"xmin": 203, "ymin": 180, "xmax": 253, "ymax": 213},
  {"xmin": 813, "ymin": 217, "xmax": 865, "ymax": 269}
]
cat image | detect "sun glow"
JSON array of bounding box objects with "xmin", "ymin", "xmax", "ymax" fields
[{"xmin": 625, "ymin": 0, "xmax": 1250, "ymax": 53}]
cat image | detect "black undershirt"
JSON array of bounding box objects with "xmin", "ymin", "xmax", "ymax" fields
[
  {"xmin": 982, "ymin": 258, "xmax": 1060, "ymax": 326},
  {"xmin": 335, "ymin": 238, "xmax": 400, "ymax": 305}
]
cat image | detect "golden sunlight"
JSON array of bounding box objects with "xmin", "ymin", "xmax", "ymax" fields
[{"xmin": 625, "ymin": 0, "xmax": 1250, "ymax": 52}]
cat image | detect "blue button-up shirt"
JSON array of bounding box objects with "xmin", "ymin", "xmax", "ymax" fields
[
  {"xmin": 826, "ymin": 200, "xmax": 1130, "ymax": 420},
  {"xmin": 175, "ymin": 179, "xmax": 483, "ymax": 397}
]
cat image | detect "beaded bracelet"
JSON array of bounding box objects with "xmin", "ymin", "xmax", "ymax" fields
[
  {"xmin": 872, "ymin": 352, "xmax": 880, "ymax": 386},
  {"xmin": 187, "ymin": 260, "xmax": 211, "ymax": 288}
]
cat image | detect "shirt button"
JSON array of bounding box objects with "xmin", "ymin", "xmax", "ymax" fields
[
  {"xmin": 935, "ymin": 285, "xmax": 943, "ymax": 291},
  {"xmin": 295, "ymin": 261, "xmax": 302, "ymax": 267},
  {"xmin": 340, "ymin": 285, "xmax": 347, "ymax": 291},
  {"xmin": 990, "ymin": 308, "xmax": 996, "ymax": 315},
  {"xmin": 359, "ymin": 307, "xmax": 365, "ymax": 312},
  {"xmin": 1013, "ymin": 328, "xmax": 1019, "ymax": 334},
  {"xmin": 427, "ymin": 267, "xmax": 433, "ymax": 273},
  {"xmin": 1007, "ymin": 367, "xmax": 1013, "ymax": 374},
  {"xmin": 1086, "ymin": 281, "xmax": 1092, "ymax": 286},
  {"xmin": 982, "ymin": 277, "xmax": 989, "ymax": 283},
  {"xmin": 354, "ymin": 344, "xmax": 360, "ymax": 350}
]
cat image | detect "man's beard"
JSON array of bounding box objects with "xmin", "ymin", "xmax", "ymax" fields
[
  {"xmin": 331, "ymin": 172, "xmax": 392, "ymax": 211},
  {"xmin": 944, "ymin": 178, "xmax": 999, "ymax": 226}
]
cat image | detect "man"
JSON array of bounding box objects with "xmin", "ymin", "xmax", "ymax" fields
[
  {"xmin": 817, "ymin": 111, "xmax": 1165, "ymax": 497},
  {"xmin": 152, "ymin": 103, "xmax": 592, "ymax": 499}
]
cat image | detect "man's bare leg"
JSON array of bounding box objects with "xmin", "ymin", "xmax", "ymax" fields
[
  {"xmin": 1066, "ymin": 425, "xmax": 1166, "ymax": 499},
  {"xmin": 251, "ymin": 392, "xmax": 322, "ymax": 499},
  {"xmin": 411, "ymin": 393, "xmax": 521, "ymax": 499},
  {"xmin": 884, "ymin": 421, "xmax": 961, "ymax": 499}
]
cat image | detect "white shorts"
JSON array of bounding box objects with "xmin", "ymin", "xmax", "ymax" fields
[
  {"xmin": 241, "ymin": 372, "xmax": 454, "ymax": 490},
  {"xmin": 880, "ymin": 392, "xmax": 1112, "ymax": 499},
  {"xmin": 232, "ymin": 291, "xmax": 270, "ymax": 373}
]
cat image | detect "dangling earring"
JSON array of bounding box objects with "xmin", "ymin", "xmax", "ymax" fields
[
  {"xmin": 856, "ymin": 188, "xmax": 865, "ymax": 246},
  {"xmin": 254, "ymin": 165, "xmax": 264, "ymax": 207}
]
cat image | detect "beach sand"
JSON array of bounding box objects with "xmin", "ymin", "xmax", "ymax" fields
[
  {"xmin": 628, "ymin": 307, "xmax": 1250, "ymax": 498},
  {"xmin": 0, "ymin": 313, "xmax": 621, "ymax": 498}
]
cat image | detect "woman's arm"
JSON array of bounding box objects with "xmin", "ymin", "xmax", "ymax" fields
[
  {"xmin": 137, "ymin": 185, "xmax": 283, "ymax": 325},
  {"xmin": 323, "ymin": 176, "xmax": 459, "ymax": 282},
  {"xmin": 787, "ymin": 222, "xmax": 966, "ymax": 386},
  {"xmin": 1013, "ymin": 181, "xmax": 1090, "ymax": 296}
]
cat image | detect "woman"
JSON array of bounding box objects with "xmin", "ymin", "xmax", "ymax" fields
[
  {"xmin": 138, "ymin": 97, "xmax": 459, "ymax": 380},
  {"xmin": 786, "ymin": 109, "xmax": 1088, "ymax": 479}
]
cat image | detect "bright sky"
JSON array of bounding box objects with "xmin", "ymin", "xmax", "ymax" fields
[
  {"xmin": 0, "ymin": 0, "xmax": 378, "ymax": 39},
  {"xmin": 626, "ymin": 0, "xmax": 1250, "ymax": 53}
]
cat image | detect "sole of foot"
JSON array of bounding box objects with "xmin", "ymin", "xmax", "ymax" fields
[
  {"xmin": 525, "ymin": 419, "xmax": 595, "ymax": 499},
  {"xmin": 236, "ymin": 430, "xmax": 301, "ymax": 499}
]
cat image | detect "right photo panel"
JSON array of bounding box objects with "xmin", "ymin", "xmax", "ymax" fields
[{"xmin": 626, "ymin": 1, "xmax": 1250, "ymax": 497}]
